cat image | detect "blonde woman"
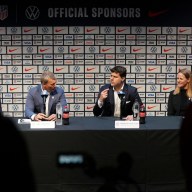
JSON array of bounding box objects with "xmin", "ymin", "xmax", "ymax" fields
[{"xmin": 167, "ymin": 68, "xmax": 192, "ymax": 116}]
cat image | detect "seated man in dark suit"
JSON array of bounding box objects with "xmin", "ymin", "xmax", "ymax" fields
[
  {"xmin": 93, "ymin": 66, "xmax": 143, "ymax": 120},
  {"xmin": 25, "ymin": 70, "xmax": 67, "ymax": 121}
]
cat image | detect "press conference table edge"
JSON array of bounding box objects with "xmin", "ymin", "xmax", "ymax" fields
[{"xmin": 11, "ymin": 116, "xmax": 183, "ymax": 131}]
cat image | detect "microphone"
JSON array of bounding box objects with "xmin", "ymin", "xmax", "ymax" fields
[
  {"xmin": 118, "ymin": 91, "xmax": 125, "ymax": 119},
  {"xmin": 118, "ymin": 91, "xmax": 125, "ymax": 100},
  {"xmin": 41, "ymin": 90, "xmax": 48, "ymax": 104},
  {"xmin": 41, "ymin": 90, "xmax": 48, "ymax": 115}
]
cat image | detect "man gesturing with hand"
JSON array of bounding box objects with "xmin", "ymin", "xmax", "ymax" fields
[{"xmin": 93, "ymin": 66, "xmax": 142, "ymax": 119}]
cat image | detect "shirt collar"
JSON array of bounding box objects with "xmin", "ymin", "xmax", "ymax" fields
[
  {"xmin": 41, "ymin": 85, "xmax": 49, "ymax": 95},
  {"xmin": 113, "ymin": 83, "xmax": 124, "ymax": 92}
]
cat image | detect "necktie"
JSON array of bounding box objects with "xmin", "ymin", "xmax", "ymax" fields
[{"xmin": 45, "ymin": 94, "xmax": 50, "ymax": 117}]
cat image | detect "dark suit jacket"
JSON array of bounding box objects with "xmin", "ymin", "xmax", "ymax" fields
[
  {"xmin": 25, "ymin": 84, "xmax": 67, "ymax": 119},
  {"xmin": 167, "ymin": 90, "xmax": 191, "ymax": 116},
  {"xmin": 93, "ymin": 83, "xmax": 142, "ymax": 117}
]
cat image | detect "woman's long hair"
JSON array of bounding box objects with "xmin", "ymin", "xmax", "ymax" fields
[{"xmin": 173, "ymin": 68, "xmax": 192, "ymax": 98}]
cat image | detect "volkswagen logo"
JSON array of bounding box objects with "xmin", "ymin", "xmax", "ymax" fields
[
  {"xmin": 150, "ymin": 85, "xmax": 157, "ymax": 92},
  {"xmin": 73, "ymin": 66, "xmax": 80, "ymax": 72},
  {"xmin": 58, "ymin": 46, "xmax": 64, "ymax": 53},
  {"xmin": 42, "ymin": 27, "xmax": 49, "ymax": 34},
  {"xmin": 89, "ymin": 85, "xmax": 95, "ymax": 92},
  {"xmin": 27, "ymin": 85, "xmax": 33, "ymax": 91},
  {"xmin": 27, "ymin": 46, "xmax": 34, "ymax": 53},
  {"xmin": 11, "ymin": 66, "xmax": 18, "ymax": 73},
  {"xmin": 25, "ymin": 6, "xmax": 40, "ymax": 20},
  {"xmin": 74, "ymin": 104, "xmax": 80, "ymax": 111},
  {"xmin": 42, "ymin": 66, "xmax": 49, "ymax": 71},
  {"xmin": 89, "ymin": 46, "xmax": 95, "ymax": 53},
  {"xmin": 73, "ymin": 27, "xmax": 80, "ymax": 33},
  {"xmin": 104, "ymin": 27, "xmax": 111, "ymax": 34},
  {"xmin": 11, "ymin": 27, "xmax": 17, "ymax": 34}
]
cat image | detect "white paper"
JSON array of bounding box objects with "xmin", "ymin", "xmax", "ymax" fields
[
  {"xmin": 115, "ymin": 120, "xmax": 140, "ymax": 129},
  {"xmin": 30, "ymin": 121, "xmax": 55, "ymax": 129}
]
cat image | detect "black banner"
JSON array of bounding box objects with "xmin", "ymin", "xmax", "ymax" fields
[{"xmin": 0, "ymin": 1, "xmax": 190, "ymax": 26}]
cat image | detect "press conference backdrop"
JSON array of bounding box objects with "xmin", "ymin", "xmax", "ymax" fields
[{"xmin": 0, "ymin": 1, "xmax": 192, "ymax": 117}]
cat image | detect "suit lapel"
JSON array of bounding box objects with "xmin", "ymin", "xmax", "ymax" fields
[
  {"xmin": 48, "ymin": 89, "xmax": 57, "ymax": 115},
  {"xmin": 123, "ymin": 84, "xmax": 129, "ymax": 100},
  {"xmin": 37, "ymin": 85, "xmax": 45, "ymax": 113}
]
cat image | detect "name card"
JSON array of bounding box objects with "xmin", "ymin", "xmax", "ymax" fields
[
  {"xmin": 18, "ymin": 119, "xmax": 31, "ymax": 124},
  {"xmin": 115, "ymin": 120, "xmax": 140, "ymax": 129},
  {"xmin": 30, "ymin": 121, "xmax": 55, "ymax": 129}
]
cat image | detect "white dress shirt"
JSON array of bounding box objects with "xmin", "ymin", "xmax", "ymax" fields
[{"xmin": 97, "ymin": 84, "xmax": 124, "ymax": 117}]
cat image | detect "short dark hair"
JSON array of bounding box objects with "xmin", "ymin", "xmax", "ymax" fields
[{"xmin": 110, "ymin": 66, "xmax": 127, "ymax": 78}]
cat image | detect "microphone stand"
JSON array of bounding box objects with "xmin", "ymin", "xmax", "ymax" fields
[
  {"xmin": 41, "ymin": 93, "xmax": 48, "ymax": 115},
  {"xmin": 118, "ymin": 91, "xmax": 125, "ymax": 120}
]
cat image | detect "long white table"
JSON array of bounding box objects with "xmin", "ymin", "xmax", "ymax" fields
[{"xmin": 12, "ymin": 116, "xmax": 186, "ymax": 192}]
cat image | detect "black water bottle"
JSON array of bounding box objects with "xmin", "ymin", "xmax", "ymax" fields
[
  {"xmin": 139, "ymin": 105, "xmax": 146, "ymax": 124},
  {"xmin": 63, "ymin": 105, "xmax": 69, "ymax": 125}
]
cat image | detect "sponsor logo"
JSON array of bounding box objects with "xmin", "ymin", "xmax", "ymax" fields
[
  {"xmin": 55, "ymin": 28, "xmax": 64, "ymax": 33},
  {"xmin": 101, "ymin": 48, "xmax": 112, "ymax": 52},
  {"xmin": 148, "ymin": 67, "xmax": 157, "ymax": 71},
  {"xmin": 87, "ymin": 106, "xmax": 93, "ymax": 109},
  {"xmin": 71, "ymin": 86, "xmax": 80, "ymax": 91},
  {"xmin": 147, "ymin": 106, "xmax": 156, "ymax": 110},
  {"xmin": 148, "ymin": 28, "xmax": 157, "ymax": 33},
  {"xmin": 179, "ymin": 28, "xmax": 188, "ymax": 33},
  {"xmin": 86, "ymin": 28, "xmax": 96, "ymax": 32},
  {"xmin": 163, "ymin": 87, "xmax": 172, "ymax": 91},
  {"xmin": 0, "ymin": 5, "xmax": 8, "ymax": 21},
  {"xmin": 73, "ymin": 104, "xmax": 80, "ymax": 111},
  {"xmin": 163, "ymin": 48, "xmax": 173, "ymax": 52},
  {"xmin": 133, "ymin": 48, "xmax": 142, "ymax": 52},
  {"xmin": 71, "ymin": 48, "xmax": 81, "ymax": 52},
  {"xmin": 10, "ymin": 87, "xmax": 18, "ymax": 91},
  {"xmin": 56, "ymin": 67, "xmax": 64, "ymax": 71},
  {"xmin": 40, "ymin": 48, "xmax": 49, "ymax": 52},
  {"xmin": 148, "ymin": 9, "xmax": 168, "ymax": 17},
  {"xmin": 25, "ymin": 6, "xmax": 40, "ymax": 20},
  {"xmin": 86, "ymin": 67, "xmax": 95, "ymax": 71},
  {"xmin": 24, "ymin": 68, "xmax": 34, "ymax": 72},
  {"xmin": 12, "ymin": 104, "xmax": 19, "ymax": 111},
  {"xmin": 24, "ymin": 28, "xmax": 33, "ymax": 33},
  {"xmin": 117, "ymin": 28, "xmax": 128, "ymax": 33},
  {"xmin": 41, "ymin": 27, "xmax": 49, "ymax": 34},
  {"xmin": 9, "ymin": 48, "xmax": 18, "ymax": 53}
]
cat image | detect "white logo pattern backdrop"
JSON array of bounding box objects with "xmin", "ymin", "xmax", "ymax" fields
[
  {"xmin": 0, "ymin": 2, "xmax": 192, "ymax": 117},
  {"xmin": 1, "ymin": 26, "xmax": 191, "ymax": 117}
]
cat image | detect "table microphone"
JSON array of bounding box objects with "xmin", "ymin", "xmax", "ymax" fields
[
  {"xmin": 118, "ymin": 91, "xmax": 125, "ymax": 119},
  {"xmin": 41, "ymin": 90, "xmax": 48, "ymax": 104},
  {"xmin": 118, "ymin": 91, "xmax": 125, "ymax": 101}
]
